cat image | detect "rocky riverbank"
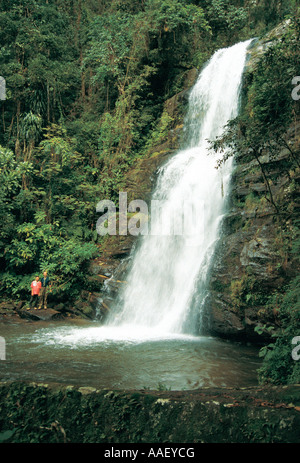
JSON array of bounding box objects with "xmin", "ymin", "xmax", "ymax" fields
[{"xmin": 0, "ymin": 298, "xmax": 99, "ymax": 322}]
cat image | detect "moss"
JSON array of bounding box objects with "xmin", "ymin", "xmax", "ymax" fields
[
  {"xmin": 150, "ymin": 149, "xmax": 169, "ymax": 159},
  {"xmin": 244, "ymin": 192, "xmax": 268, "ymax": 212},
  {"xmin": 211, "ymin": 279, "xmax": 228, "ymax": 293},
  {"xmin": 224, "ymin": 213, "xmax": 244, "ymax": 234},
  {"xmin": 1, "ymin": 382, "xmax": 300, "ymax": 443},
  {"xmin": 230, "ymin": 274, "xmax": 256, "ymax": 311}
]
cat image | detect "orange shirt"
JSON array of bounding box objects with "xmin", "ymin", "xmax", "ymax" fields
[{"xmin": 31, "ymin": 280, "xmax": 42, "ymax": 295}]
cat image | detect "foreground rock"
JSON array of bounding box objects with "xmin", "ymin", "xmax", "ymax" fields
[
  {"xmin": 16, "ymin": 307, "xmax": 64, "ymax": 321},
  {"xmin": 0, "ymin": 381, "xmax": 299, "ymax": 443},
  {"xmin": 0, "ymin": 299, "xmax": 99, "ymax": 323}
]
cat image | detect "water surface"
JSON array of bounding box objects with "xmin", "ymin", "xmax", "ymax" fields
[{"xmin": 0, "ymin": 319, "xmax": 260, "ymax": 390}]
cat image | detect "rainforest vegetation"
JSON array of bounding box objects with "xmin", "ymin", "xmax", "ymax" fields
[{"xmin": 0, "ymin": 0, "xmax": 299, "ymax": 384}]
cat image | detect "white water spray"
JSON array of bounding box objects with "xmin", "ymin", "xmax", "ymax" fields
[{"xmin": 101, "ymin": 39, "xmax": 253, "ymax": 340}]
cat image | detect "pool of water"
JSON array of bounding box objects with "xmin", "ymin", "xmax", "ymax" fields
[{"xmin": 0, "ymin": 319, "xmax": 261, "ymax": 390}]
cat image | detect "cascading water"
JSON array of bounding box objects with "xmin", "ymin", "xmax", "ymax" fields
[
  {"xmin": 3, "ymin": 39, "xmax": 261, "ymax": 390},
  {"xmin": 104, "ymin": 39, "xmax": 253, "ymax": 338}
]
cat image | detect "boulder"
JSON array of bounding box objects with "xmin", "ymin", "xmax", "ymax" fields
[
  {"xmin": 245, "ymin": 19, "xmax": 292, "ymax": 74},
  {"xmin": 16, "ymin": 307, "xmax": 63, "ymax": 321}
]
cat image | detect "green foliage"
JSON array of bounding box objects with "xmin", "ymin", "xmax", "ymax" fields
[
  {"xmin": 0, "ymin": 140, "xmax": 99, "ymax": 301},
  {"xmin": 229, "ymin": 273, "xmax": 258, "ymax": 311},
  {"xmin": 145, "ymin": 109, "xmax": 174, "ymax": 149},
  {"xmin": 257, "ymin": 226, "xmax": 300, "ymax": 385},
  {"xmin": 245, "ymin": 35, "xmax": 299, "ymax": 141},
  {"xmin": 83, "ymin": 12, "xmax": 135, "ymax": 89},
  {"xmin": 206, "ymin": 0, "xmax": 248, "ymax": 32},
  {"xmin": 144, "ymin": 0, "xmax": 209, "ymax": 33},
  {"xmin": 0, "ymin": 0, "xmax": 80, "ymax": 145}
]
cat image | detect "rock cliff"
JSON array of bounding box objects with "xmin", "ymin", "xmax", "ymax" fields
[{"xmin": 205, "ymin": 121, "xmax": 299, "ymax": 341}]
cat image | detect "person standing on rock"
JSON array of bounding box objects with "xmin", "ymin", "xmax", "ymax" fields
[
  {"xmin": 29, "ymin": 275, "xmax": 42, "ymax": 310},
  {"xmin": 38, "ymin": 270, "xmax": 51, "ymax": 310}
]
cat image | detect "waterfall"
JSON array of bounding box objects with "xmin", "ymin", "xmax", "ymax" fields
[{"xmin": 105, "ymin": 39, "xmax": 253, "ymax": 338}]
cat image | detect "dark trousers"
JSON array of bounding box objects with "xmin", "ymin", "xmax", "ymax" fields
[
  {"xmin": 29, "ymin": 294, "xmax": 39, "ymax": 309},
  {"xmin": 38, "ymin": 287, "xmax": 48, "ymax": 309}
]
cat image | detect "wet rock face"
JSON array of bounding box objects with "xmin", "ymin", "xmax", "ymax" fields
[
  {"xmin": 205, "ymin": 123, "xmax": 299, "ymax": 341},
  {"xmin": 245, "ymin": 19, "xmax": 292, "ymax": 73}
]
